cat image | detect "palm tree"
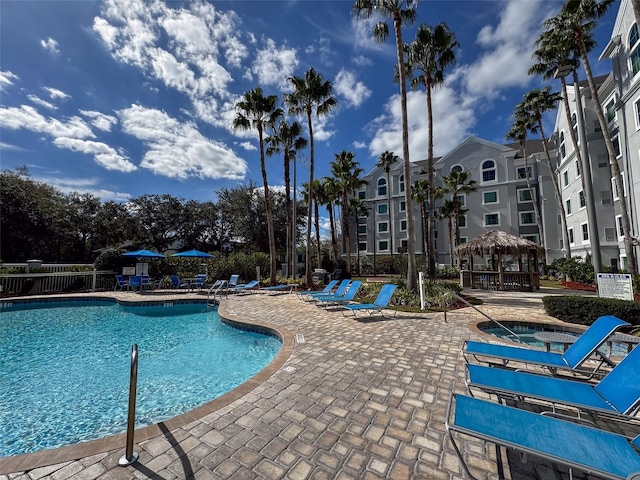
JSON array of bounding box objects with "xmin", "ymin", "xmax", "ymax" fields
[
  {"xmin": 285, "ymin": 68, "xmax": 338, "ymax": 285},
  {"xmin": 505, "ymin": 107, "xmax": 546, "ymax": 253},
  {"xmin": 232, "ymin": 87, "xmax": 283, "ymax": 285},
  {"xmin": 320, "ymin": 176, "xmax": 341, "ymax": 264},
  {"xmin": 438, "ymin": 199, "xmax": 456, "ymax": 267},
  {"xmin": 442, "ymin": 169, "xmax": 476, "ymax": 247},
  {"xmin": 549, "ymin": 0, "xmax": 636, "ymax": 274},
  {"xmin": 375, "ymin": 151, "xmax": 399, "ymax": 258},
  {"xmin": 405, "ymin": 22, "xmax": 459, "ymax": 278},
  {"xmin": 330, "ymin": 150, "xmax": 366, "ymax": 274},
  {"xmin": 520, "ymin": 87, "xmax": 571, "ymax": 261},
  {"xmin": 266, "ymin": 119, "xmax": 307, "ymax": 279},
  {"xmin": 311, "ymin": 178, "xmax": 325, "ymax": 268},
  {"xmin": 352, "ymin": 0, "xmax": 418, "ymax": 291},
  {"xmin": 349, "ymin": 197, "xmax": 370, "ymax": 275},
  {"xmin": 411, "ymin": 179, "xmax": 430, "ymax": 263}
]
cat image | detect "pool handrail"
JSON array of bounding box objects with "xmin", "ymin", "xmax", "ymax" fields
[{"xmin": 447, "ymin": 291, "xmax": 525, "ymax": 343}]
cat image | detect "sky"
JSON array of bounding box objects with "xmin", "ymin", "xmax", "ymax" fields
[{"xmin": 0, "ymin": 0, "xmax": 620, "ymax": 204}]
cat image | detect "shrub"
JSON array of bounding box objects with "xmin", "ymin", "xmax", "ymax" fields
[
  {"xmin": 542, "ymin": 295, "xmax": 640, "ymax": 326},
  {"xmin": 436, "ymin": 265, "xmax": 459, "ymax": 279}
]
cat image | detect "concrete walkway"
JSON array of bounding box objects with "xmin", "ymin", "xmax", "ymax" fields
[{"xmin": 0, "ymin": 288, "xmax": 629, "ymax": 479}]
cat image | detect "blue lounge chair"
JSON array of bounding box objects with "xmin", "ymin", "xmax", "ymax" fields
[
  {"xmin": 296, "ymin": 279, "xmax": 339, "ymax": 300},
  {"xmin": 261, "ymin": 284, "xmax": 297, "ymax": 295},
  {"xmin": 228, "ymin": 279, "xmax": 260, "ymax": 294},
  {"xmin": 170, "ymin": 275, "xmax": 189, "ymax": 289},
  {"xmin": 129, "ymin": 275, "xmax": 142, "ymax": 291},
  {"xmin": 341, "ymin": 284, "xmax": 397, "ymax": 318},
  {"xmin": 466, "ymin": 341, "xmax": 640, "ymax": 420},
  {"xmin": 314, "ymin": 281, "xmax": 362, "ymax": 309},
  {"xmin": 463, "ymin": 315, "xmax": 629, "ymax": 376},
  {"xmin": 114, "ymin": 275, "xmax": 129, "ymax": 291},
  {"xmin": 446, "ymin": 393, "xmax": 640, "ymax": 480},
  {"xmin": 302, "ymin": 279, "xmax": 350, "ymax": 302},
  {"xmin": 192, "ymin": 274, "xmax": 207, "ymax": 290}
]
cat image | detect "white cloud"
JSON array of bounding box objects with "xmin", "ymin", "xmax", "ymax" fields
[
  {"xmin": 352, "ymin": 140, "xmax": 366, "ymax": 149},
  {"xmin": 367, "ymin": 88, "xmax": 475, "ymax": 161},
  {"xmin": 245, "ymin": 38, "xmax": 298, "ymax": 90},
  {"xmin": 334, "ymin": 69, "xmax": 371, "ymax": 108},
  {"xmin": 53, "ymin": 137, "xmax": 137, "ymax": 172},
  {"xmin": 0, "ymin": 105, "xmax": 95, "ymax": 139},
  {"xmin": 40, "ymin": 37, "xmax": 60, "ymax": 54},
  {"xmin": 33, "ymin": 175, "xmax": 131, "ymax": 202},
  {"xmin": 43, "ymin": 87, "xmax": 70, "ymax": 100},
  {"xmin": 238, "ymin": 141, "xmax": 256, "ymax": 151},
  {"xmin": 352, "ymin": 55, "xmax": 373, "ymax": 67},
  {"xmin": 305, "ymin": 37, "xmax": 334, "ymax": 66},
  {"xmin": 118, "ymin": 104, "xmax": 248, "ymax": 180},
  {"xmin": 0, "ymin": 141, "xmax": 26, "ymax": 151},
  {"xmin": 80, "ymin": 110, "xmax": 118, "ymax": 131},
  {"xmin": 27, "ymin": 95, "xmax": 56, "ymax": 110},
  {"xmin": 0, "ymin": 71, "xmax": 19, "ymax": 92}
]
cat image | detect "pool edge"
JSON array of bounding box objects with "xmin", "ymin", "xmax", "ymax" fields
[{"xmin": 0, "ymin": 294, "xmax": 295, "ymax": 475}]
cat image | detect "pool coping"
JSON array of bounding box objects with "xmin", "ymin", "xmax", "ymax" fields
[
  {"xmin": 0, "ymin": 294, "xmax": 295, "ymax": 475},
  {"xmin": 466, "ymin": 317, "xmax": 587, "ymax": 345}
]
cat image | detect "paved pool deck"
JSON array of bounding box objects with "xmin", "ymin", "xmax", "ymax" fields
[{"xmin": 0, "ymin": 287, "xmax": 632, "ymax": 480}]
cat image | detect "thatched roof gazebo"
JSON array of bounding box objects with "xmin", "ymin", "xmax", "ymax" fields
[{"xmin": 453, "ymin": 230, "xmax": 544, "ymax": 291}]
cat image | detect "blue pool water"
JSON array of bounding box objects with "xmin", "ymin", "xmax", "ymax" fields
[{"xmin": 0, "ymin": 300, "xmax": 281, "ymax": 458}]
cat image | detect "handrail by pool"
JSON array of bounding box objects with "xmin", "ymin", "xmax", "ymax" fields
[{"xmin": 447, "ymin": 291, "xmax": 525, "ymax": 344}]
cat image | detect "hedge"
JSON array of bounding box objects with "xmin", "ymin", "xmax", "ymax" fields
[{"xmin": 542, "ymin": 295, "xmax": 640, "ymax": 326}]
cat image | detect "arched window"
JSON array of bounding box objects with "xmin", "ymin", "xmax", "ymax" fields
[
  {"xmin": 630, "ymin": 23, "xmax": 640, "ymax": 77},
  {"xmin": 571, "ymin": 112, "xmax": 579, "ymax": 143},
  {"xmin": 482, "ymin": 160, "xmax": 496, "ymax": 182},
  {"xmin": 451, "ymin": 165, "xmax": 462, "ymax": 173},
  {"xmin": 559, "ymin": 131, "xmax": 566, "ymax": 159},
  {"xmin": 377, "ymin": 178, "xmax": 387, "ymax": 196},
  {"xmin": 399, "ymin": 174, "xmax": 405, "ymax": 193}
]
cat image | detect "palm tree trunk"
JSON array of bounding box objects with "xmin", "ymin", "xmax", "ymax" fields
[
  {"xmin": 536, "ymin": 114, "xmax": 571, "ymax": 260},
  {"xmin": 284, "ymin": 152, "xmax": 292, "ymax": 278},
  {"xmin": 521, "ymin": 142, "xmax": 545, "ymax": 252},
  {"xmin": 421, "ymin": 202, "xmax": 428, "ymax": 264},
  {"xmin": 386, "ymin": 170, "xmax": 393, "ymax": 258},
  {"xmin": 342, "ymin": 191, "xmax": 351, "ymax": 273},
  {"xmin": 314, "ymin": 195, "xmax": 321, "ymax": 268},
  {"xmin": 306, "ymin": 108, "xmax": 314, "ymax": 285},
  {"xmin": 448, "ymin": 219, "xmax": 453, "ymax": 267},
  {"xmin": 427, "ymin": 81, "xmax": 436, "ymax": 279},
  {"xmin": 578, "ymin": 33, "xmax": 637, "ymax": 274},
  {"xmin": 328, "ymin": 201, "xmax": 339, "ymax": 263},
  {"xmin": 259, "ymin": 126, "xmax": 277, "ymax": 284},
  {"xmin": 393, "ymin": 13, "xmax": 417, "ymax": 291}
]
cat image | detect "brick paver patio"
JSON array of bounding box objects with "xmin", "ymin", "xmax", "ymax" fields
[{"xmin": 0, "ymin": 288, "xmax": 632, "ymax": 479}]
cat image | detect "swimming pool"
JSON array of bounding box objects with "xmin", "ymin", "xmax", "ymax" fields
[
  {"xmin": 479, "ymin": 321, "xmax": 631, "ymax": 356},
  {"xmin": 0, "ymin": 299, "xmax": 282, "ymax": 458}
]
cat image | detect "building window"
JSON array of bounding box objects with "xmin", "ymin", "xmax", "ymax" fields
[
  {"xmin": 483, "ymin": 191, "xmax": 498, "ymax": 204},
  {"xmin": 484, "ymin": 213, "xmax": 499, "ymax": 226},
  {"xmin": 612, "ymin": 135, "xmax": 621, "ymax": 158},
  {"xmin": 612, "ymin": 175, "xmax": 626, "ymax": 200},
  {"xmin": 566, "ymin": 198, "xmax": 572, "ymax": 215},
  {"xmin": 517, "ymin": 166, "xmax": 532, "ymax": 179},
  {"xmin": 617, "ymin": 215, "xmax": 624, "ymax": 238},
  {"xmin": 451, "ymin": 165, "xmax": 463, "ymax": 173},
  {"xmin": 569, "ymin": 227, "xmax": 574, "ymax": 245},
  {"xmin": 630, "ymin": 23, "xmax": 640, "ymax": 76},
  {"xmin": 377, "ymin": 178, "xmax": 387, "ymax": 196},
  {"xmin": 456, "ymin": 194, "xmax": 467, "ymax": 207},
  {"xmin": 522, "ymin": 234, "xmax": 539, "ymax": 244},
  {"xmin": 378, "ymin": 222, "xmax": 388, "ymax": 233},
  {"xmin": 576, "ymin": 160, "xmax": 580, "ymax": 178},
  {"xmin": 482, "ymin": 160, "xmax": 496, "ymax": 182},
  {"xmin": 458, "ymin": 237, "xmax": 467, "ymax": 245},
  {"xmin": 517, "ymin": 188, "xmax": 533, "ymax": 203},
  {"xmin": 563, "ymin": 170, "xmax": 569, "ymax": 187},
  {"xmin": 378, "ymin": 240, "xmax": 388, "ymax": 251},
  {"xmin": 399, "ymin": 174, "xmax": 405, "ymax": 193},
  {"xmin": 458, "ymin": 215, "xmax": 466, "ymax": 228},
  {"xmin": 579, "ymin": 190, "xmax": 586, "ymax": 209},
  {"xmin": 571, "ymin": 112, "xmax": 579, "ymax": 143},
  {"xmin": 357, "ymin": 224, "xmax": 367, "ymax": 234},
  {"xmin": 400, "ymin": 219, "xmax": 407, "ymax": 231},
  {"xmin": 357, "ymin": 190, "xmax": 366, "ymax": 200},
  {"xmin": 559, "ymin": 131, "xmax": 566, "ymax": 159},
  {"xmin": 582, "ymin": 223, "xmax": 589, "ymax": 242},
  {"xmin": 378, "ymin": 203, "xmax": 388, "ymax": 214},
  {"xmin": 400, "ymin": 200, "xmax": 406, "ymax": 212},
  {"xmin": 605, "ymin": 96, "xmax": 616, "ymax": 123},
  {"xmin": 635, "ymin": 98, "xmax": 640, "ymax": 130},
  {"xmin": 358, "ymin": 242, "xmax": 367, "ymax": 251},
  {"xmin": 519, "ymin": 211, "xmax": 536, "ymax": 225}
]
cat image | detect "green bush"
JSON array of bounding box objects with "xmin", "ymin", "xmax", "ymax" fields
[
  {"xmin": 436, "ymin": 265, "xmax": 459, "ymax": 279},
  {"xmin": 542, "ymin": 295, "xmax": 640, "ymax": 325}
]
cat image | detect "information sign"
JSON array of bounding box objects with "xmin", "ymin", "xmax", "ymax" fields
[{"xmin": 596, "ymin": 273, "xmax": 634, "ymax": 301}]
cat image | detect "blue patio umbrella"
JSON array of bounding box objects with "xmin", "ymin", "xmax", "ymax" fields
[
  {"xmin": 121, "ymin": 249, "xmax": 165, "ymax": 258},
  {"xmin": 172, "ymin": 249, "xmax": 213, "ymax": 258}
]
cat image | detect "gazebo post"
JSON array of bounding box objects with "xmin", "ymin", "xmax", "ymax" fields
[{"xmin": 498, "ymin": 251, "xmax": 503, "ymax": 290}]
